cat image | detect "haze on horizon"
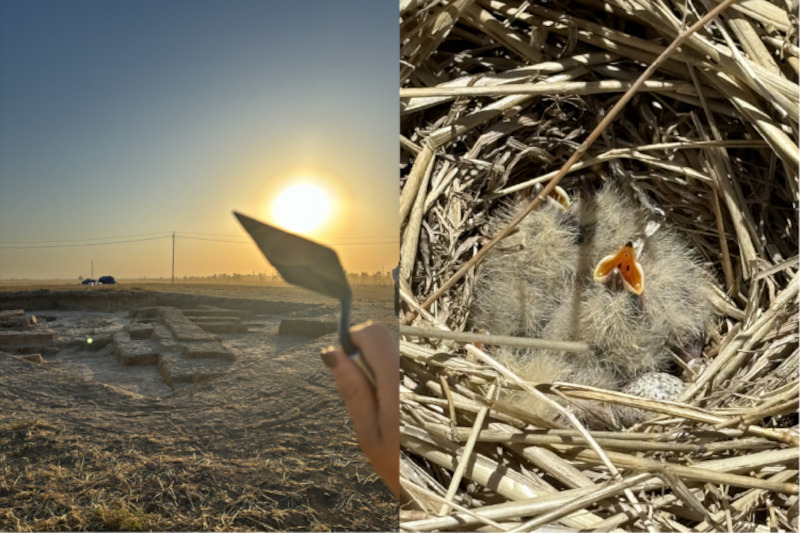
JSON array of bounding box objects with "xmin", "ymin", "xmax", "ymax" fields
[{"xmin": 0, "ymin": 0, "xmax": 398, "ymax": 281}]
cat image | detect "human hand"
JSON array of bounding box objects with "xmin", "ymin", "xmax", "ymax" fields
[{"xmin": 320, "ymin": 322, "xmax": 399, "ymax": 498}]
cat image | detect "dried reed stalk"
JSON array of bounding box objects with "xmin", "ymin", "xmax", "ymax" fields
[{"xmin": 400, "ymin": 0, "xmax": 799, "ymax": 530}]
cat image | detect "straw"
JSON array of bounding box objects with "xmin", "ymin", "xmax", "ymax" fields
[{"xmin": 400, "ymin": 0, "xmax": 798, "ymax": 529}]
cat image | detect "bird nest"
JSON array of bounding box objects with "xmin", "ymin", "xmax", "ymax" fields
[{"xmin": 398, "ymin": 1, "xmax": 799, "ymax": 531}]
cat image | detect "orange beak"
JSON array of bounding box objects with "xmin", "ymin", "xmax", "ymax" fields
[{"xmin": 593, "ymin": 242, "xmax": 645, "ymax": 295}]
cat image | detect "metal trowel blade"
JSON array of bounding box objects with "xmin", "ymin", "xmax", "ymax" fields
[
  {"xmin": 233, "ymin": 212, "xmax": 351, "ymax": 302},
  {"xmin": 234, "ymin": 212, "xmax": 377, "ymax": 386}
]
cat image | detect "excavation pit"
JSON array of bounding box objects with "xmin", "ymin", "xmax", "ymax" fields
[
  {"xmin": 0, "ymin": 284, "xmax": 398, "ymax": 530},
  {"xmin": 0, "ymin": 289, "xmax": 339, "ymax": 399}
]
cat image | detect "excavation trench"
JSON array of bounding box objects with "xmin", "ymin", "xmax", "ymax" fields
[
  {"xmin": 0, "ymin": 285, "xmax": 398, "ymax": 530},
  {"xmin": 0, "ymin": 289, "xmax": 341, "ymax": 398}
]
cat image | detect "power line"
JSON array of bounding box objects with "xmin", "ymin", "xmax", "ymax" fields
[
  {"xmin": 177, "ymin": 231, "xmax": 254, "ymax": 239},
  {"xmin": 178, "ymin": 235, "xmax": 251, "ymax": 244},
  {"xmin": 0, "ymin": 231, "xmax": 172, "ymax": 244},
  {"xmin": 177, "ymin": 235, "xmax": 397, "ymax": 246},
  {"xmin": 177, "ymin": 230, "xmax": 397, "ymax": 241},
  {"xmin": 0, "ymin": 235, "xmax": 172, "ymax": 249},
  {"xmin": 322, "ymin": 241, "xmax": 398, "ymax": 246},
  {"xmin": 1, "ymin": 233, "xmax": 397, "ymax": 249}
]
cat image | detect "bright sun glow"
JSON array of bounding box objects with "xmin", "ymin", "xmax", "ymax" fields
[{"xmin": 271, "ymin": 182, "xmax": 332, "ymax": 234}]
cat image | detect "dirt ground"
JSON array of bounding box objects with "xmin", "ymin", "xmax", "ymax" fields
[{"xmin": 0, "ymin": 282, "xmax": 398, "ymax": 531}]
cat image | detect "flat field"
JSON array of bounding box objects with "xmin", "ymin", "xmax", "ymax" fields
[{"xmin": 0, "ymin": 282, "xmax": 397, "ymax": 531}]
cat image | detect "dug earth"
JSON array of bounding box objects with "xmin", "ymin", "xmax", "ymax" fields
[{"xmin": 0, "ymin": 286, "xmax": 397, "ymax": 531}]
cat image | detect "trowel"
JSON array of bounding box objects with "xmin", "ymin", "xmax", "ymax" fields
[{"xmin": 234, "ymin": 212, "xmax": 376, "ymax": 386}]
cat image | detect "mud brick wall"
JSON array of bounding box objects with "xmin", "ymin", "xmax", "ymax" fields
[{"xmin": 118, "ymin": 306, "xmax": 239, "ymax": 386}]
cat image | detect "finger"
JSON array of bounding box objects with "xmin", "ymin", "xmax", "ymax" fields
[
  {"xmin": 320, "ymin": 346, "xmax": 380, "ymax": 452},
  {"xmin": 349, "ymin": 323, "xmax": 399, "ymax": 416},
  {"xmin": 348, "ymin": 323, "xmax": 399, "ymax": 458}
]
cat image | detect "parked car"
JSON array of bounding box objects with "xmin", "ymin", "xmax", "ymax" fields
[
  {"xmin": 81, "ymin": 278, "xmax": 97, "ymax": 285},
  {"xmin": 98, "ymin": 275, "xmax": 117, "ymax": 285}
]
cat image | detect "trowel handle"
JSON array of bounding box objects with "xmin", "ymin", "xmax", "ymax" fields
[
  {"xmin": 342, "ymin": 329, "xmax": 377, "ymax": 386},
  {"xmin": 339, "ymin": 296, "xmax": 377, "ymax": 388},
  {"xmin": 348, "ymin": 350, "xmax": 377, "ymax": 387}
]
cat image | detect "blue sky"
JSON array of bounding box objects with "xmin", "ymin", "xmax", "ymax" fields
[{"xmin": 0, "ymin": 0, "xmax": 398, "ymax": 279}]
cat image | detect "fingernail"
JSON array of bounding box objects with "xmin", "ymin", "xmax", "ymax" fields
[
  {"xmin": 352, "ymin": 320, "xmax": 373, "ymax": 332},
  {"xmin": 320, "ymin": 349, "xmax": 337, "ymax": 369}
]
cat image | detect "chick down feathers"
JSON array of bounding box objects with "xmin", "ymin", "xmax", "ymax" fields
[{"xmin": 471, "ymin": 187, "xmax": 717, "ymax": 425}]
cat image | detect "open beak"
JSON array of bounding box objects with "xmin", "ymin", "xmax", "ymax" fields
[{"xmin": 593, "ymin": 241, "xmax": 645, "ymax": 295}]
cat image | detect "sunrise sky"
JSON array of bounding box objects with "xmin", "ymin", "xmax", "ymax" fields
[{"xmin": 0, "ymin": 0, "xmax": 397, "ymax": 280}]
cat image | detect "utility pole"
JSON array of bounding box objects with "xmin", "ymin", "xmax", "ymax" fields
[
  {"xmin": 171, "ymin": 231, "xmax": 175, "ymax": 284},
  {"xmin": 91, "ymin": 260, "xmax": 93, "ymax": 278}
]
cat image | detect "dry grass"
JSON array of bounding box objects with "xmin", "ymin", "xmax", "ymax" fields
[
  {"xmin": 399, "ymin": 0, "xmax": 798, "ymax": 531},
  {"xmin": 0, "ymin": 283, "xmax": 398, "ymax": 531},
  {"xmin": 0, "ymin": 416, "xmax": 389, "ymax": 531}
]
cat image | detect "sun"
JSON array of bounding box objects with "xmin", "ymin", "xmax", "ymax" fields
[{"xmin": 270, "ymin": 182, "xmax": 332, "ymax": 234}]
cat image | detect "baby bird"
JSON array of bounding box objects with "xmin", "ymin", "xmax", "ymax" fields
[{"xmin": 471, "ymin": 186, "xmax": 717, "ymax": 427}]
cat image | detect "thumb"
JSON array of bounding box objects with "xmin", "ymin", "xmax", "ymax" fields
[{"xmin": 320, "ymin": 346, "xmax": 380, "ymax": 449}]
